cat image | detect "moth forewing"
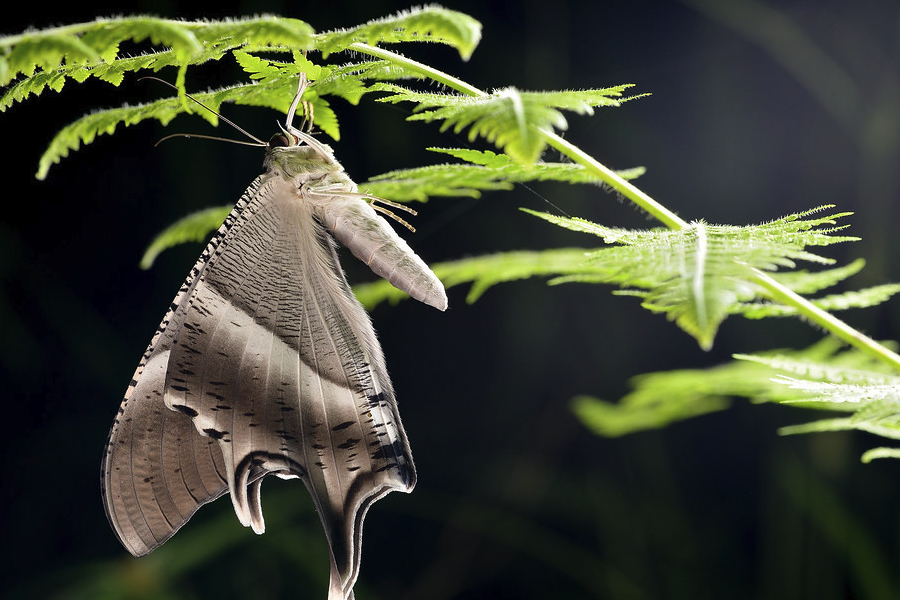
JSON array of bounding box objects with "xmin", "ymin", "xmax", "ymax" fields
[{"xmin": 102, "ymin": 121, "xmax": 445, "ymax": 600}]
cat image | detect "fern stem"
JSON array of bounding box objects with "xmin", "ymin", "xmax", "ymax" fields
[
  {"xmin": 542, "ymin": 132, "xmax": 689, "ymax": 230},
  {"xmin": 349, "ymin": 42, "xmax": 484, "ymax": 96},
  {"xmin": 750, "ymin": 268, "xmax": 900, "ymax": 372},
  {"xmin": 350, "ymin": 43, "xmax": 689, "ymax": 231}
]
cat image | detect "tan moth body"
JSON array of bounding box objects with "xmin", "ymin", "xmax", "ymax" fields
[{"xmin": 101, "ymin": 99, "xmax": 446, "ymax": 600}]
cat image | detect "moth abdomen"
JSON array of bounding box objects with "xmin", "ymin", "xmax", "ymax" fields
[{"xmin": 316, "ymin": 198, "xmax": 448, "ymax": 311}]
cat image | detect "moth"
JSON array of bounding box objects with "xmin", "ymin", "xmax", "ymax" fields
[{"xmin": 101, "ymin": 75, "xmax": 446, "ymax": 600}]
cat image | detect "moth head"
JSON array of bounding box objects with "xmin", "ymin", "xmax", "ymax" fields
[
  {"xmin": 272, "ymin": 123, "xmax": 335, "ymax": 156},
  {"xmin": 265, "ymin": 125, "xmax": 342, "ymax": 178},
  {"xmin": 268, "ymin": 132, "xmax": 294, "ymax": 147}
]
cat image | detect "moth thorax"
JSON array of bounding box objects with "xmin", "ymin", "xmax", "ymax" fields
[{"xmin": 265, "ymin": 145, "xmax": 344, "ymax": 179}]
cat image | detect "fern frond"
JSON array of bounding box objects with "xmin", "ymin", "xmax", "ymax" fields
[
  {"xmin": 524, "ymin": 206, "xmax": 859, "ymax": 349},
  {"xmin": 313, "ymin": 60, "xmax": 423, "ymax": 104},
  {"xmin": 572, "ymin": 338, "xmax": 900, "ymax": 448},
  {"xmin": 354, "ymin": 249, "xmax": 597, "ymax": 309},
  {"xmin": 0, "ymin": 16, "xmax": 316, "ymax": 104},
  {"xmin": 777, "ymin": 393, "xmax": 900, "ymax": 444},
  {"xmin": 572, "ymin": 389, "xmax": 731, "ymax": 438},
  {"xmin": 766, "ymin": 257, "xmax": 866, "ymax": 294},
  {"xmin": 738, "ymin": 347, "xmax": 900, "ymax": 455},
  {"xmin": 861, "ymin": 447, "xmax": 900, "ymax": 462},
  {"xmin": 737, "ymin": 283, "xmax": 900, "ymax": 318},
  {"xmin": 735, "ymin": 347, "xmax": 900, "ymax": 387},
  {"xmin": 35, "ymin": 79, "xmax": 321, "ymax": 179},
  {"xmin": 569, "ymin": 341, "xmax": 849, "ymax": 437},
  {"xmin": 4, "ymin": 11, "xmax": 487, "ymax": 176},
  {"xmin": 373, "ymin": 83, "xmax": 641, "ymax": 163},
  {"xmin": 314, "ymin": 6, "xmax": 482, "ymax": 59},
  {"xmin": 362, "ymin": 148, "xmax": 643, "ymax": 201},
  {"xmin": 140, "ymin": 206, "xmax": 232, "ymax": 269}
]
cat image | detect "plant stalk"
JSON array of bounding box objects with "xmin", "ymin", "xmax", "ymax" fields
[{"xmin": 750, "ymin": 268, "xmax": 900, "ymax": 371}]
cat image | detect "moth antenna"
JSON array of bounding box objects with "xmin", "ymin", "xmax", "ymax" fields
[
  {"xmin": 140, "ymin": 76, "xmax": 267, "ymax": 146},
  {"xmin": 154, "ymin": 132, "xmax": 266, "ymax": 148}
]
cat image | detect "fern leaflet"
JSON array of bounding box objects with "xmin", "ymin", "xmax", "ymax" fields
[{"xmin": 373, "ymin": 83, "xmax": 643, "ymax": 163}]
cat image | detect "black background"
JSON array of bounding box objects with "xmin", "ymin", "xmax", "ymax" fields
[{"xmin": 4, "ymin": 1, "xmax": 900, "ymax": 599}]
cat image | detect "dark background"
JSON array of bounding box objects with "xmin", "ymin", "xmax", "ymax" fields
[{"xmin": 4, "ymin": 1, "xmax": 900, "ymax": 599}]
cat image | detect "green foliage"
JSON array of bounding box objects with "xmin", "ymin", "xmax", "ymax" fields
[
  {"xmin": 573, "ymin": 338, "xmax": 900, "ymax": 461},
  {"xmin": 354, "ymin": 248, "xmax": 599, "ymax": 308},
  {"xmin": 140, "ymin": 206, "xmax": 233, "ymax": 269},
  {"xmin": 572, "ymin": 338, "xmax": 847, "ymax": 436},
  {"xmin": 374, "ymin": 83, "xmax": 643, "ymax": 163},
  {"xmin": 363, "ymin": 148, "xmax": 645, "ymax": 202},
  {"xmin": 6, "ymin": 7, "xmax": 900, "ymax": 476},
  {"xmin": 0, "ymin": 16, "xmax": 316, "ymax": 99},
  {"xmin": 0, "ymin": 7, "xmax": 483, "ymax": 179},
  {"xmin": 314, "ymin": 6, "xmax": 482, "ymax": 59},
  {"xmin": 361, "ymin": 206, "xmax": 869, "ymax": 351},
  {"xmin": 526, "ymin": 206, "xmax": 864, "ymax": 350}
]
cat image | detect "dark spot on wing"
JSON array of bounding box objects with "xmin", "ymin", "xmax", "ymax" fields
[
  {"xmin": 171, "ymin": 404, "xmax": 199, "ymax": 418},
  {"xmin": 203, "ymin": 428, "xmax": 227, "ymax": 440},
  {"xmin": 338, "ymin": 438, "xmax": 361, "ymax": 450}
]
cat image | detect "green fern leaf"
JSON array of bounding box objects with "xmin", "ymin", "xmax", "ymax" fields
[
  {"xmin": 738, "ymin": 283, "xmax": 900, "ymax": 318},
  {"xmin": 81, "ymin": 17, "xmax": 203, "ymax": 56},
  {"xmin": 2, "ymin": 32, "xmax": 101, "ymax": 85},
  {"xmin": 314, "ymin": 60, "xmax": 430, "ymax": 105},
  {"xmin": 861, "ymin": 447, "xmax": 900, "ymax": 462},
  {"xmin": 572, "ymin": 391, "xmax": 731, "ymax": 438},
  {"xmin": 0, "ymin": 16, "xmax": 315, "ymax": 108},
  {"xmin": 766, "ymin": 258, "xmax": 866, "ymax": 294},
  {"xmin": 374, "ymin": 84, "xmax": 640, "ymax": 163},
  {"xmin": 193, "ymin": 16, "xmax": 314, "ymax": 51},
  {"xmin": 733, "ymin": 346, "xmax": 900, "ymax": 455},
  {"xmin": 353, "ymin": 249, "xmax": 597, "ymax": 309},
  {"xmin": 777, "ymin": 387, "xmax": 900, "ymax": 443},
  {"xmin": 572, "ymin": 338, "xmax": 900, "ymax": 441},
  {"xmin": 568, "ymin": 341, "xmax": 855, "ymax": 437},
  {"xmin": 363, "ymin": 148, "xmax": 643, "ymax": 201},
  {"xmin": 363, "ymin": 164, "xmax": 514, "ymax": 201},
  {"xmin": 36, "ymin": 79, "xmax": 325, "ymax": 179},
  {"xmin": 140, "ymin": 206, "xmax": 233, "ymax": 269},
  {"xmin": 0, "ymin": 17, "xmax": 203, "ymax": 87},
  {"xmin": 0, "ymin": 70, "xmax": 68, "ymax": 109},
  {"xmin": 315, "ymin": 6, "xmax": 482, "ymax": 59},
  {"xmin": 525, "ymin": 206, "xmax": 859, "ymax": 349},
  {"xmin": 37, "ymin": 98, "xmax": 189, "ymax": 180}
]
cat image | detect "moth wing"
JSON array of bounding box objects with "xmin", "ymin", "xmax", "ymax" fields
[
  {"xmin": 101, "ymin": 176, "xmax": 268, "ymax": 556},
  {"xmin": 107, "ymin": 172, "xmax": 414, "ymax": 598}
]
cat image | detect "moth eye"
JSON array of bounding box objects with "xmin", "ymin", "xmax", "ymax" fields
[{"xmin": 269, "ymin": 133, "xmax": 294, "ymax": 148}]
